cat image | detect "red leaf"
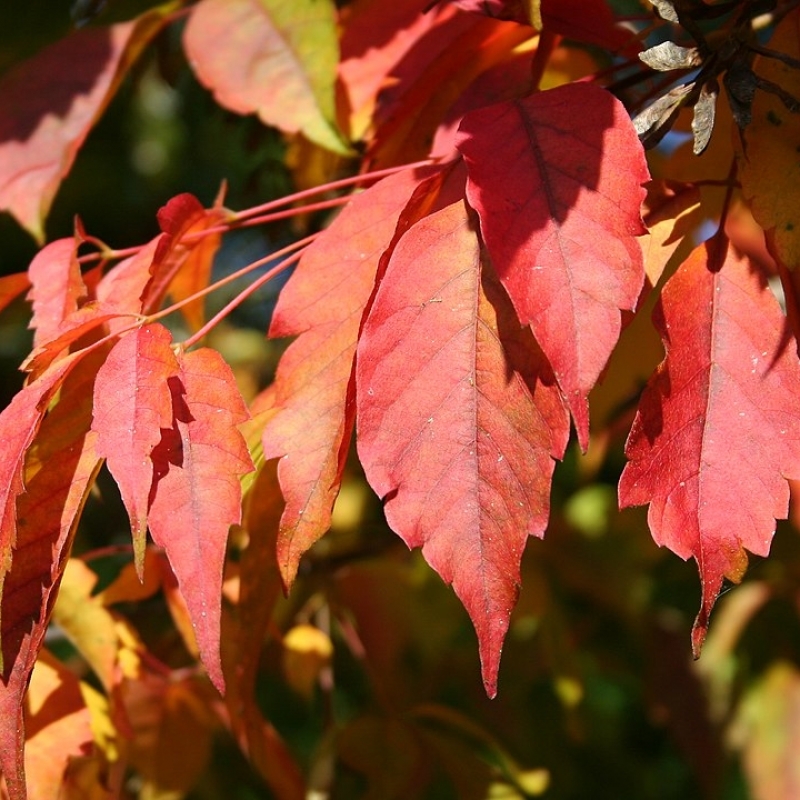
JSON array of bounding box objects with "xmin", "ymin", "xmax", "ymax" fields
[
  {"xmin": 541, "ymin": 0, "xmax": 637, "ymax": 53},
  {"xmin": 356, "ymin": 199, "xmax": 569, "ymax": 696},
  {"xmin": 0, "ymin": 353, "xmax": 90, "ymax": 643},
  {"xmin": 183, "ymin": 0, "xmax": 348, "ymax": 153},
  {"xmin": 619, "ymin": 241, "xmax": 800, "ymax": 654},
  {"xmin": 92, "ymin": 324, "xmax": 179, "ymax": 576},
  {"xmin": 26, "ymin": 236, "xmax": 86, "ymax": 348},
  {"xmin": 148, "ymin": 348, "xmax": 254, "ymax": 693},
  {"xmin": 0, "ymin": 352, "xmax": 103, "ymax": 800},
  {"xmin": 338, "ymin": 0, "xmax": 433, "ymax": 140},
  {"xmin": 0, "ymin": 12, "xmax": 168, "ymax": 241},
  {"xmin": 149, "ymin": 194, "xmax": 226, "ymax": 330},
  {"xmin": 365, "ymin": 11, "xmax": 532, "ymax": 169},
  {"xmin": 95, "ymin": 237, "xmax": 160, "ymax": 318},
  {"xmin": 263, "ymin": 166, "xmax": 441, "ymax": 588},
  {"xmin": 456, "ymin": 83, "xmax": 649, "ymax": 448}
]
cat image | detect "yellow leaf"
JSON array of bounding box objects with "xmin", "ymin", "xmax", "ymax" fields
[
  {"xmin": 738, "ymin": 9, "xmax": 800, "ymax": 267},
  {"xmin": 730, "ymin": 661, "xmax": 800, "ymax": 800},
  {"xmin": 282, "ymin": 624, "xmax": 333, "ymax": 700}
]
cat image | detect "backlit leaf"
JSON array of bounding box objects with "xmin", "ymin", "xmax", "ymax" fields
[
  {"xmin": 0, "ymin": 351, "xmax": 103, "ymax": 800},
  {"xmin": 27, "ymin": 236, "xmax": 86, "ymax": 348},
  {"xmin": 457, "ymin": 83, "xmax": 649, "ymax": 448},
  {"xmin": 263, "ymin": 166, "xmax": 440, "ymax": 589},
  {"xmin": 338, "ymin": 0, "xmax": 437, "ymax": 141},
  {"xmin": 146, "ymin": 192, "xmax": 226, "ymax": 327},
  {"xmin": 619, "ymin": 241, "xmax": 800, "ymax": 654},
  {"xmin": 731, "ymin": 661, "xmax": 800, "ymax": 800},
  {"xmin": 366, "ymin": 12, "xmax": 533, "ymax": 169},
  {"xmin": 184, "ymin": 0, "xmax": 348, "ymax": 153},
  {"xmin": 356, "ymin": 199, "xmax": 569, "ymax": 696},
  {"xmin": 0, "ymin": 10, "xmax": 168, "ymax": 241},
  {"xmin": 23, "ymin": 652, "xmax": 95, "ymax": 800},
  {"xmin": 147, "ymin": 347, "xmax": 254, "ymax": 693},
  {"xmin": 737, "ymin": 9, "xmax": 800, "ymax": 268},
  {"xmin": 91, "ymin": 324, "xmax": 178, "ymax": 575}
]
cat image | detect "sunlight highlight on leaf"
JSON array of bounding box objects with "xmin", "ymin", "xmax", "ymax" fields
[
  {"xmin": 457, "ymin": 82, "xmax": 649, "ymax": 448},
  {"xmin": 147, "ymin": 347, "xmax": 254, "ymax": 693},
  {"xmin": 356, "ymin": 199, "xmax": 569, "ymax": 695},
  {"xmin": 184, "ymin": 0, "xmax": 349, "ymax": 153},
  {"xmin": 619, "ymin": 241, "xmax": 800, "ymax": 654}
]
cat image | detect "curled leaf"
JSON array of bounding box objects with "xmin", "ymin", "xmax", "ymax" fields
[
  {"xmin": 634, "ymin": 82, "xmax": 694, "ymax": 149},
  {"xmin": 639, "ymin": 41, "xmax": 701, "ymax": 72},
  {"xmin": 692, "ymin": 80, "xmax": 718, "ymax": 155}
]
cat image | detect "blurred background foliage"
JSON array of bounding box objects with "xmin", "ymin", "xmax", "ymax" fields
[{"xmin": 4, "ymin": 2, "xmax": 800, "ymax": 799}]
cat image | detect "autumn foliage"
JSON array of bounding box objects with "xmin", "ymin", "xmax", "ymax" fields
[{"xmin": 2, "ymin": 0, "xmax": 800, "ymax": 797}]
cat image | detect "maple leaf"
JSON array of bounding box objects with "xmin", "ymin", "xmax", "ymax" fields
[
  {"xmin": 22, "ymin": 652, "xmax": 96, "ymax": 800},
  {"xmin": 456, "ymin": 82, "xmax": 649, "ymax": 448},
  {"xmin": 263, "ymin": 166, "xmax": 442, "ymax": 589},
  {"xmin": 147, "ymin": 347, "xmax": 254, "ymax": 693},
  {"xmin": 356, "ymin": 199, "xmax": 569, "ymax": 696},
  {"xmin": 0, "ymin": 10, "xmax": 168, "ymax": 242},
  {"xmin": 183, "ymin": 0, "xmax": 349, "ymax": 154},
  {"xmin": 91, "ymin": 324, "xmax": 179, "ymax": 577},
  {"xmin": 619, "ymin": 240, "xmax": 800, "ymax": 655}
]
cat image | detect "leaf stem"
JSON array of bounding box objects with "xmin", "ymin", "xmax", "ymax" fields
[
  {"xmin": 180, "ymin": 247, "xmax": 308, "ymax": 349},
  {"xmin": 147, "ymin": 235, "xmax": 316, "ymax": 329},
  {"xmin": 229, "ymin": 159, "xmax": 434, "ymax": 224}
]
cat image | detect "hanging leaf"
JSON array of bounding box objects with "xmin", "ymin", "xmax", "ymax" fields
[
  {"xmin": 91, "ymin": 324, "xmax": 179, "ymax": 576},
  {"xmin": 356, "ymin": 199, "xmax": 569, "ymax": 696},
  {"xmin": 619, "ymin": 241, "xmax": 800, "ymax": 655},
  {"xmin": 27, "ymin": 236, "xmax": 86, "ymax": 348},
  {"xmin": 147, "ymin": 347, "xmax": 254, "ymax": 693},
  {"xmin": 263, "ymin": 166, "xmax": 442, "ymax": 589},
  {"xmin": 0, "ymin": 350, "xmax": 104, "ymax": 800},
  {"xmin": 457, "ymin": 83, "xmax": 649, "ymax": 447}
]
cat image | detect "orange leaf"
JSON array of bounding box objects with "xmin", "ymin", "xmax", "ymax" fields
[
  {"xmin": 147, "ymin": 348, "xmax": 254, "ymax": 693},
  {"xmin": 0, "ymin": 11, "xmax": 169, "ymax": 241},
  {"xmin": 23, "ymin": 652, "xmax": 95, "ymax": 800},
  {"xmin": 0, "ymin": 272, "xmax": 31, "ymax": 316},
  {"xmin": 356, "ymin": 199, "xmax": 569, "ymax": 696},
  {"xmin": 263, "ymin": 166, "xmax": 441, "ymax": 589},
  {"xmin": 145, "ymin": 192, "xmax": 226, "ymax": 327},
  {"xmin": 0, "ymin": 351, "xmax": 103, "ymax": 800},
  {"xmin": 737, "ymin": 8, "xmax": 800, "ymax": 268}
]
